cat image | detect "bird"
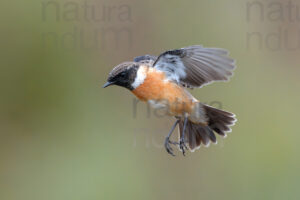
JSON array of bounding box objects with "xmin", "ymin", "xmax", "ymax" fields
[{"xmin": 103, "ymin": 45, "xmax": 236, "ymax": 156}]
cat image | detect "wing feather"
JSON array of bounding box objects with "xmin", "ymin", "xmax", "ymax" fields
[
  {"xmin": 153, "ymin": 45, "xmax": 236, "ymax": 88},
  {"xmin": 133, "ymin": 55, "xmax": 157, "ymax": 64}
]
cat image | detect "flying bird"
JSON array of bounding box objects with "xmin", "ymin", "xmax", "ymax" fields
[{"xmin": 103, "ymin": 45, "xmax": 236, "ymax": 156}]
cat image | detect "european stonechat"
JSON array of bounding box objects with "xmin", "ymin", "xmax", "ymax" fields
[{"xmin": 103, "ymin": 45, "xmax": 236, "ymax": 156}]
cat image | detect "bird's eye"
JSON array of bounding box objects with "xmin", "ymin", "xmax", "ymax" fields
[{"xmin": 120, "ymin": 72, "xmax": 126, "ymax": 77}]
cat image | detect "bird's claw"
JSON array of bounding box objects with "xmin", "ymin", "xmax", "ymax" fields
[
  {"xmin": 179, "ymin": 138, "xmax": 188, "ymax": 156},
  {"xmin": 164, "ymin": 137, "xmax": 176, "ymax": 156}
]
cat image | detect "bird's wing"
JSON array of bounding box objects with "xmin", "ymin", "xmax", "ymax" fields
[
  {"xmin": 133, "ymin": 55, "xmax": 157, "ymax": 64},
  {"xmin": 152, "ymin": 45, "xmax": 236, "ymax": 88}
]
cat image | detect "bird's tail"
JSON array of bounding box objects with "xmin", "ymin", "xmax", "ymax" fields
[{"xmin": 178, "ymin": 104, "xmax": 236, "ymax": 152}]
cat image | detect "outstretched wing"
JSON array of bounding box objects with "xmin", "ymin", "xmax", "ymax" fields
[
  {"xmin": 134, "ymin": 55, "xmax": 157, "ymax": 64},
  {"xmin": 152, "ymin": 45, "xmax": 236, "ymax": 88}
]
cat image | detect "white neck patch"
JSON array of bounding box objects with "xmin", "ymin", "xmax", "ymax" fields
[{"xmin": 131, "ymin": 66, "xmax": 147, "ymax": 89}]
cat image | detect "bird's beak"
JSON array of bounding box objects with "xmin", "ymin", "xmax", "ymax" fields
[{"xmin": 102, "ymin": 81, "xmax": 115, "ymax": 88}]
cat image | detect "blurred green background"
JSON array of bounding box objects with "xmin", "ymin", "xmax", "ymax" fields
[{"xmin": 1, "ymin": 0, "xmax": 300, "ymax": 200}]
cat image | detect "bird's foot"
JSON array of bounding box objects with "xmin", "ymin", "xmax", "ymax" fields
[{"xmin": 164, "ymin": 137, "xmax": 178, "ymax": 156}]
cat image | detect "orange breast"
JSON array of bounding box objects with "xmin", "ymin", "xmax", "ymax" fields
[{"xmin": 132, "ymin": 67, "xmax": 195, "ymax": 116}]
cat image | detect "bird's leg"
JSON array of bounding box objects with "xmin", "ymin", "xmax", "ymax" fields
[
  {"xmin": 179, "ymin": 116, "xmax": 188, "ymax": 156},
  {"xmin": 164, "ymin": 119, "xmax": 180, "ymax": 156}
]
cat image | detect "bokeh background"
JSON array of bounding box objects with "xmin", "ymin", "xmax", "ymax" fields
[{"xmin": 1, "ymin": 0, "xmax": 300, "ymax": 200}]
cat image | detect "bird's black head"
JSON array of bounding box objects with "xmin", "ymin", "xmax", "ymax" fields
[{"xmin": 103, "ymin": 62, "xmax": 139, "ymax": 90}]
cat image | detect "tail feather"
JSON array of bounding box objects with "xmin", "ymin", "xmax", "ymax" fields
[
  {"xmin": 198, "ymin": 126, "xmax": 211, "ymax": 146},
  {"xmin": 178, "ymin": 104, "xmax": 236, "ymax": 152},
  {"xmin": 204, "ymin": 104, "xmax": 236, "ymax": 136},
  {"xmin": 206, "ymin": 127, "xmax": 217, "ymax": 143}
]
